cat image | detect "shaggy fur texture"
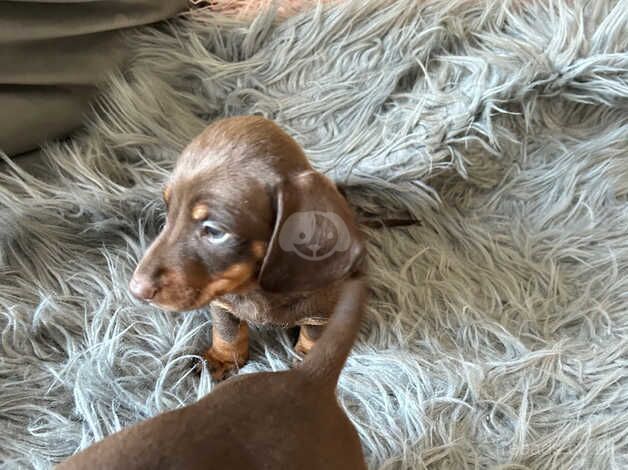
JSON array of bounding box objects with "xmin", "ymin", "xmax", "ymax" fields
[{"xmin": 1, "ymin": 1, "xmax": 628, "ymax": 468}]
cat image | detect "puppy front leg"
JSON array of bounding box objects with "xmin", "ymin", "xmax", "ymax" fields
[
  {"xmin": 295, "ymin": 324, "xmax": 325, "ymax": 356},
  {"xmin": 203, "ymin": 304, "xmax": 249, "ymax": 380}
]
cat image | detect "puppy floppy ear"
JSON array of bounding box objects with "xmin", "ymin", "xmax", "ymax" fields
[{"xmin": 258, "ymin": 171, "xmax": 364, "ymax": 292}]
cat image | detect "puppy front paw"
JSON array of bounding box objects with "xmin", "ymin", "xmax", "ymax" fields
[
  {"xmin": 195, "ymin": 322, "xmax": 249, "ymax": 380},
  {"xmin": 201, "ymin": 347, "xmax": 248, "ymax": 381},
  {"xmin": 294, "ymin": 330, "xmax": 316, "ymax": 357}
]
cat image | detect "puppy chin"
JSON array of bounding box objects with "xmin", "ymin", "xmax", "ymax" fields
[
  {"xmin": 149, "ymin": 300, "xmax": 193, "ymax": 313},
  {"xmin": 147, "ymin": 291, "xmax": 202, "ymax": 313},
  {"xmin": 151, "ymin": 293, "xmax": 222, "ymax": 312}
]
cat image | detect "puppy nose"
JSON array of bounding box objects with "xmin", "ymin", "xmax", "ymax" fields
[{"xmin": 129, "ymin": 276, "xmax": 157, "ymax": 301}]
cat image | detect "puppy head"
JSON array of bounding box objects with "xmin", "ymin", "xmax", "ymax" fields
[{"xmin": 130, "ymin": 116, "xmax": 364, "ymax": 311}]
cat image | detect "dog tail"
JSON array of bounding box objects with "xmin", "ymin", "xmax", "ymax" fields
[{"xmin": 298, "ymin": 278, "xmax": 367, "ymax": 388}]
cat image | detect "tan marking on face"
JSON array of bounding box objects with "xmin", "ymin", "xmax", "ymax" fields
[
  {"xmin": 191, "ymin": 204, "xmax": 209, "ymax": 221},
  {"xmin": 194, "ymin": 262, "xmax": 257, "ymax": 307},
  {"xmin": 251, "ymin": 241, "xmax": 267, "ymax": 260},
  {"xmin": 163, "ymin": 186, "xmax": 172, "ymax": 204}
]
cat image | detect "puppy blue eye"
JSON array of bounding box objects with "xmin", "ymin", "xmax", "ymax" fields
[{"xmin": 201, "ymin": 221, "xmax": 231, "ymax": 244}]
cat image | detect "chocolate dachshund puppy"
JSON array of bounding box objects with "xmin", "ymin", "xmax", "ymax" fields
[{"xmin": 129, "ymin": 116, "xmax": 365, "ymax": 379}]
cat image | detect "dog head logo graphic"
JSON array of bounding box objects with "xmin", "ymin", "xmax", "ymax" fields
[{"xmin": 278, "ymin": 211, "xmax": 351, "ymax": 261}]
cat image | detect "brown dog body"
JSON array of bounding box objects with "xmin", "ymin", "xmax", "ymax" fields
[
  {"xmin": 58, "ymin": 281, "xmax": 368, "ymax": 470},
  {"xmin": 129, "ymin": 116, "xmax": 365, "ymax": 378}
]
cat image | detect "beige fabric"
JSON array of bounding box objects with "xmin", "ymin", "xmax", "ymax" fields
[{"xmin": 0, "ymin": 0, "xmax": 188, "ymax": 157}]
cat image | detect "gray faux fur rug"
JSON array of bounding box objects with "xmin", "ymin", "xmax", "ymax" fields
[{"xmin": 2, "ymin": 0, "xmax": 628, "ymax": 468}]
